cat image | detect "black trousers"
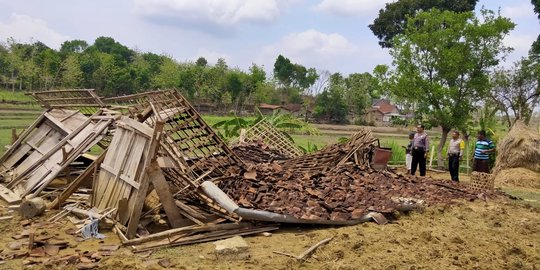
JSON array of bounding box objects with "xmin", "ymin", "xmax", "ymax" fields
[
  {"xmin": 448, "ymin": 155, "xmax": 460, "ymax": 181},
  {"xmin": 411, "ymin": 148, "xmax": 426, "ymax": 176}
]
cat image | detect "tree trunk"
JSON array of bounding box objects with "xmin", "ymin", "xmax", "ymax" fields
[{"xmin": 437, "ymin": 126, "xmax": 451, "ymax": 170}]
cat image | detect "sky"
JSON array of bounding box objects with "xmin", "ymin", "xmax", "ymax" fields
[{"xmin": 0, "ymin": 0, "xmax": 538, "ymax": 75}]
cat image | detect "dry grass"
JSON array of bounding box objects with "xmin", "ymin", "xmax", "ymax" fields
[
  {"xmin": 495, "ymin": 168, "xmax": 540, "ymax": 189},
  {"xmin": 493, "ymin": 121, "xmax": 540, "ymax": 175}
]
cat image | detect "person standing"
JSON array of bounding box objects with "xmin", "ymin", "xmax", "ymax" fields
[
  {"xmin": 447, "ymin": 130, "xmax": 465, "ymax": 182},
  {"xmin": 402, "ymin": 132, "xmax": 415, "ymax": 174},
  {"xmin": 411, "ymin": 124, "xmax": 429, "ymax": 176},
  {"xmin": 473, "ymin": 130, "xmax": 496, "ymax": 173}
]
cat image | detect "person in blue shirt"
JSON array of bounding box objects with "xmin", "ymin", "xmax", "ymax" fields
[{"xmin": 473, "ymin": 130, "xmax": 496, "ymax": 173}]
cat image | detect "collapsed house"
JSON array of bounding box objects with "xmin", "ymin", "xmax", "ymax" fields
[{"xmin": 0, "ymin": 89, "xmax": 487, "ymax": 252}]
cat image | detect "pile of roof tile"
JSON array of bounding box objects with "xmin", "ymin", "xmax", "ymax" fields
[{"xmin": 221, "ymin": 163, "xmax": 480, "ymax": 221}]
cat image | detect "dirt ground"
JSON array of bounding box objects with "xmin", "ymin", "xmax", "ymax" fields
[{"xmin": 0, "ymin": 170, "xmax": 539, "ymax": 270}]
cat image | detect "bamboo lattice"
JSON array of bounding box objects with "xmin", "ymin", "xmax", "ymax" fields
[{"xmin": 243, "ymin": 120, "xmax": 303, "ymax": 158}]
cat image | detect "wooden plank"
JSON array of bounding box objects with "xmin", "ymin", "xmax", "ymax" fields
[
  {"xmin": 2, "ymin": 144, "xmax": 32, "ymax": 170},
  {"xmin": 126, "ymin": 121, "xmax": 164, "ymax": 239},
  {"xmin": 93, "ymin": 128, "xmax": 126, "ymax": 206},
  {"xmin": 117, "ymin": 135, "xmax": 148, "ymax": 224},
  {"xmin": 25, "ymin": 124, "xmax": 53, "ymax": 148},
  {"xmin": 0, "ymin": 184, "xmax": 22, "ymax": 204},
  {"xmin": 26, "ymin": 118, "xmax": 112, "ymax": 197},
  {"xmin": 48, "ymin": 150, "xmax": 107, "ymax": 209},
  {"xmin": 149, "ymin": 163, "xmax": 187, "ymax": 228},
  {"xmin": 0, "ymin": 112, "xmax": 46, "ymax": 166},
  {"xmin": 99, "ymin": 164, "xmax": 140, "ymax": 190},
  {"xmin": 98, "ymin": 128, "xmax": 137, "ymax": 210},
  {"xmin": 157, "ymin": 156, "xmax": 177, "ymax": 168},
  {"xmin": 118, "ymin": 117, "xmax": 153, "ymax": 137},
  {"xmin": 44, "ymin": 112, "xmax": 75, "ymax": 133},
  {"xmin": 12, "ymin": 111, "xmax": 98, "ymax": 185}
]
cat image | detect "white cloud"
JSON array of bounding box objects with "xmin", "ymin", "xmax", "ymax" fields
[
  {"xmin": 501, "ymin": 3, "xmax": 536, "ymax": 19},
  {"xmin": 259, "ymin": 29, "xmax": 358, "ymax": 70},
  {"xmin": 313, "ymin": 0, "xmax": 393, "ymax": 17},
  {"xmin": 0, "ymin": 13, "xmax": 70, "ymax": 49},
  {"xmin": 134, "ymin": 0, "xmax": 292, "ymax": 27}
]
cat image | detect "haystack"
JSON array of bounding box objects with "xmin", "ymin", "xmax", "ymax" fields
[
  {"xmin": 492, "ymin": 121, "xmax": 540, "ymax": 189},
  {"xmin": 494, "ymin": 168, "xmax": 540, "ymax": 189}
]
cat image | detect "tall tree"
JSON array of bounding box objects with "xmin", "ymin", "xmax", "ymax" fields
[
  {"xmin": 369, "ymin": 0, "xmax": 478, "ymax": 48},
  {"xmin": 196, "ymin": 57, "xmax": 208, "ymax": 67},
  {"xmin": 531, "ymin": 0, "xmax": 540, "ymax": 57},
  {"xmin": 314, "ymin": 73, "xmax": 348, "ymax": 124},
  {"xmin": 344, "ymin": 73, "xmax": 373, "ymax": 122},
  {"xmin": 490, "ymin": 58, "xmax": 540, "ymax": 126},
  {"xmin": 382, "ymin": 8, "xmax": 514, "ymax": 168}
]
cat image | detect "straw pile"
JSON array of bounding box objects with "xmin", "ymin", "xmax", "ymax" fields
[
  {"xmin": 494, "ymin": 168, "xmax": 540, "ymax": 189},
  {"xmin": 493, "ymin": 121, "xmax": 540, "ymax": 174},
  {"xmin": 492, "ymin": 121, "xmax": 540, "ymax": 189}
]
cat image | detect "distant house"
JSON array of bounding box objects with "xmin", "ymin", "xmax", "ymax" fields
[
  {"xmin": 366, "ymin": 99, "xmax": 406, "ymax": 124},
  {"xmin": 257, "ymin": 103, "xmax": 312, "ymax": 118},
  {"xmin": 258, "ymin": 103, "xmax": 287, "ymax": 115}
]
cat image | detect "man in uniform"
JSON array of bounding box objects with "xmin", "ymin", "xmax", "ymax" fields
[
  {"xmin": 411, "ymin": 125, "xmax": 429, "ymax": 176},
  {"xmin": 447, "ymin": 130, "xmax": 465, "ymax": 181}
]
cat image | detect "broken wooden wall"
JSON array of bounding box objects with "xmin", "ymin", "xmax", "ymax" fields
[{"xmin": 0, "ymin": 109, "xmax": 114, "ymax": 203}]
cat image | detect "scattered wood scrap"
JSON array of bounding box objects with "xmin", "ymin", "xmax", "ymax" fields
[{"xmin": 273, "ymin": 237, "xmax": 333, "ymax": 262}]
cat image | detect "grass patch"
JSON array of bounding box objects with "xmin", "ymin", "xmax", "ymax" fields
[
  {"xmin": 0, "ymin": 103, "xmax": 41, "ymax": 110},
  {"xmin": 0, "ymin": 128, "xmax": 23, "ymax": 155},
  {"xmin": 0, "ymin": 90, "xmax": 35, "ymax": 102},
  {"xmin": 291, "ymin": 134, "xmax": 341, "ymax": 151},
  {"xmin": 0, "ymin": 119, "xmax": 35, "ymax": 129},
  {"xmin": 201, "ymin": 115, "xmax": 256, "ymax": 127},
  {"xmin": 501, "ymin": 187, "xmax": 540, "ymax": 209}
]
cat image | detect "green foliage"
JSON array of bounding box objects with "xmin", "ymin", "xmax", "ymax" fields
[
  {"xmin": 298, "ymin": 142, "xmax": 319, "ymax": 154},
  {"xmin": 381, "ymin": 8, "xmax": 514, "ymax": 168},
  {"xmin": 212, "ymin": 109, "xmax": 319, "ymax": 144},
  {"xmin": 382, "ymin": 139, "xmax": 406, "ymax": 165},
  {"xmin": 369, "ymin": 0, "xmax": 478, "ymax": 48},
  {"xmin": 314, "ymin": 73, "xmax": 348, "ymax": 124},
  {"xmin": 490, "ymin": 57, "xmax": 540, "ymax": 126},
  {"xmin": 382, "ymin": 8, "xmax": 515, "ymax": 132},
  {"xmin": 390, "ymin": 116, "xmax": 407, "ymax": 126},
  {"xmin": 273, "ymin": 55, "xmax": 318, "ymax": 104}
]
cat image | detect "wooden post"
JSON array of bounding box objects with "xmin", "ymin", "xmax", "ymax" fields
[
  {"xmin": 11, "ymin": 128, "xmax": 18, "ymax": 144},
  {"xmin": 62, "ymin": 147, "xmax": 71, "ymax": 183},
  {"xmin": 466, "ymin": 140, "xmax": 470, "ymax": 175},
  {"xmin": 429, "ymin": 145, "xmax": 435, "ymax": 169},
  {"xmin": 149, "ymin": 162, "xmax": 190, "ymax": 228}
]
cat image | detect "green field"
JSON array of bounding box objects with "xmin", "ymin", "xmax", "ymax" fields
[{"xmin": 0, "ymin": 90, "xmax": 35, "ymax": 102}]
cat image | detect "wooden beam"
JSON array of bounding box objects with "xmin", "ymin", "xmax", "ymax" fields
[
  {"xmin": 149, "ymin": 162, "xmax": 190, "ymax": 228},
  {"xmin": 0, "ymin": 112, "xmax": 46, "ymax": 166},
  {"xmin": 0, "ymin": 184, "xmax": 21, "ymax": 205},
  {"xmin": 48, "ymin": 150, "xmax": 107, "ymax": 209}
]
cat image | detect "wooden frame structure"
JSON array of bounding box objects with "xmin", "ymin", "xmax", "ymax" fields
[
  {"xmin": 0, "ymin": 108, "xmax": 115, "ymax": 203},
  {"xmin": 241, "ymin": 119, "xmax": 303, "ymax": 157},
  {"xmin": 278, "ymin": 129, "xmax": 377, "ymax": 173},
  {"xmin": 26, "ymin": 89, "xmax": 105, "ymax": 116}
]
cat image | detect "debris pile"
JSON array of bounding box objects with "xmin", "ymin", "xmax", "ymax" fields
[
  {"xmin": 222, "ymin": 162, "xmax": 478, "ymax": 222},
  {"xmin": 0, "ymin": 88, "xmax": 493, "ymax": 262},
  {"xmin": 232, "ymin": 141, "xmax": 291, "ymax": 165}
]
